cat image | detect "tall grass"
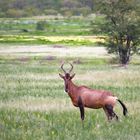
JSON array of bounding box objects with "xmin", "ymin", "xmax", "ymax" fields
[{"xmin": 0, "ymin": 46, "xmax": 140, "ymax": 140}]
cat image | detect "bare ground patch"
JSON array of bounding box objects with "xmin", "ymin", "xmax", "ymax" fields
[{"xmin": 0, "ymin": 45, "xmax": 109, "ymax": 58}]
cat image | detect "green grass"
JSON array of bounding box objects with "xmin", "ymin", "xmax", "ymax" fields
[
  {"xmin": 0, "ymin": 45, "xmax": 140, "ymax": 140},
  {"xmin": 0, "ymin": 16, "xmax": 106, "ymax": 46},
  {"xmin": 0, "ymin": 18, "xmax": 92, "ymax": 36},
  {"xmin": 1, "ymin": 108, "xmax": 139, "ymax": 140},
  {"xmin": 0, "ymin": 35, "xmax": 97, "ymax": 46}
]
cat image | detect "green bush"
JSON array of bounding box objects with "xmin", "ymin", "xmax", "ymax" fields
[
  {"xmin": 44, "ymin": 9, "xmax": 58, "ymax": 15},
  {"xmin": 36, "ymin": 21, "xmax": 46, "ymax": 31}
]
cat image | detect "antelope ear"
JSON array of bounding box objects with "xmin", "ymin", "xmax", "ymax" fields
[
  {"xmin": 59, "ymin": 73, "xmax": 64, "ymax": 79},
  {"xmin": 70, "ymin": 73, "xmax": 75, "ymax": 79}
]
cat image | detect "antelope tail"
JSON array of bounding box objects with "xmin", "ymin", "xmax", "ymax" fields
[{"xmin": 117, "ymin": 99, "xmax": 128, "ymax": 116}]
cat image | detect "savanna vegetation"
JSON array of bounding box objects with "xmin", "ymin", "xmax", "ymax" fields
[
  {"xmin": 0, "ymin": 16, "xmax": 105, "ymax": 46},
  {"xmin": 94, "ymin": 0, "xmax": 140, "ymax": 65},
  {"xmin": 0, "ymin": 0, "xmax": 140, "ymax": 64},
  {"xmin": 0, "ymin": 0, "xmax": 140, "ymax": 140},
  {"xmin": 0, "ymin": 17, "xmax": 92, "ymax": 36},
  {"xmin": 0, "ymin": 0, "xmax": 94, "ymax": 18},
  {"xmin": 0, "ymin": 45, "xmax": 140, "ymax": 140}
]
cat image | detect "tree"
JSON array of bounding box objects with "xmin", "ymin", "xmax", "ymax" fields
[{"xmin": 94, "ymin": 0, "xmax": 140, "ymax": 65}]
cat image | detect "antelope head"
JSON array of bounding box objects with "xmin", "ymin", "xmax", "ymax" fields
[{"xmin": 59, "ymin": 63, "xmax": 75, "ymax": 92}]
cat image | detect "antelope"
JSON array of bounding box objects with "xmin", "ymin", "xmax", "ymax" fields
[{"xmin": 59, "ymin": 63, "xmax": 128, "ymax": 122}]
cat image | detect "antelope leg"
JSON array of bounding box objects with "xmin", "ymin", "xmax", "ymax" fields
[
  {"xmin": 103, "ymin": 107, "xmax": 110, "ymax": 121},
  {"xmin": 78, "ymin": 96, "xmax": 85, "ymax": 121},
  {"xmin": 105, "ymin": 104, "xmax": 119, "ymax": 121}
]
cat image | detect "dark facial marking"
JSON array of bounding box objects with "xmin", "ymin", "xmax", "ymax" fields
[{"xmin": 66, "ymin": 73, "xmax": 70, "ymax": 79}]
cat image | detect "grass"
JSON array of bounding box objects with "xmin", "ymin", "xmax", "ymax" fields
[
  {"xmin": 0, "ymin": 16, "xmax": 106, "ymax": 46},
  {"xmin": 0, "ymin": 45, "xmax": 140, "ymax": 140},
  {"xmin": 1, "ymin": 108, "xmax": 139, "ymax": 140},
  {"xmin": 0, "ymin": 17, "xmax": 92, "ymax": 36},
  {"xmin": 0, "ymin": 35, "xmax": 105, "ymax": 46}
]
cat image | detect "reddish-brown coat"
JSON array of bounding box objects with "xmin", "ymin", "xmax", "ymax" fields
[
  {"xmin": 59, "ymin": 63, "xmax": 127, "ymax": 121},
  {"xmin": 66, "ymin": 79, "xmax": 117, "ymax": 109}
]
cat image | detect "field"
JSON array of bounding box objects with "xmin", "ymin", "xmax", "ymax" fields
[
  {"xmin": 0, "ymin": 44, "xmax": 140, "ymax": 140},
  {"xmin": 0, "ymin": 16, "xmax": 105, "ymax": 46},
  {"xmin": 0, "ymin": 17, "xmax": 93, "ymax": 36}
]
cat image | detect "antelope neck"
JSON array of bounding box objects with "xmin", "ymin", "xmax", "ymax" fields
[{"xmin": 67, "ymin": 80, "xmax": 78, "ymax": 97}]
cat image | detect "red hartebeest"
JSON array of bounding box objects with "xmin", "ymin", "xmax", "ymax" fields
[{"xmin": 59, "ymin": 63, "xmax": 128, "ymax": 121}]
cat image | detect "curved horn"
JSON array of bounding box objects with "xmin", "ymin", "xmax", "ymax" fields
[
  {"xmin": 69, "ymin": 63, "xmax": 73, "ymax": 73},
  {"xmin": 61, "ymin": 63, "xmax": 66, "ymax": 74}
]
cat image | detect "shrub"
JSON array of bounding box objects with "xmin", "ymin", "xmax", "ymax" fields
[{"xmin": 36, "ymin": 21, "xmax": 46, "ymax": 31}]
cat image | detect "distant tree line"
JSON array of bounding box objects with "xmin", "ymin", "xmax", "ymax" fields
[{"xmin": 0, "ymin": 0, "xmax": 94, "ymax": 18}]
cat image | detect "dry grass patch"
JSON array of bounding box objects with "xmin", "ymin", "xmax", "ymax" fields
[
  {"xmin": 76, "ymin": 69, "xmax": 140, "ymax": 87},
  {"xmin": 0, "ymin": 45, "xmax": 108, "ymax": 58},
  {"xmin": 0, "ymin": 96, "xmax": 74, "ymax": 112},
  {"xmin": 126, "ymin": 101, "xmax": 140, "ymax": 116}
]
